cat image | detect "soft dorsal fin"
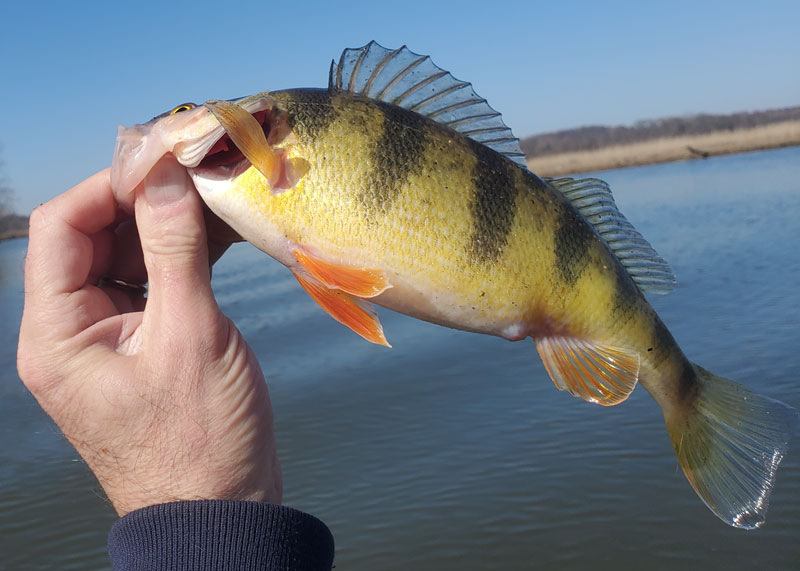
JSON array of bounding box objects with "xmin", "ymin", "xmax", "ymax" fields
[
  {"xmin": 547, "ymin": 177, "xmax": 677, "ymax": 294},
  {"xmin": 329, "ymin": 41, "xmax": 528, "ymax": 168}
]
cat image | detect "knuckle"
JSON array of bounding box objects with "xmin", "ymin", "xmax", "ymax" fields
[
  {"xmin": 28, "ymin": 204, "xmax": 51, "ymax": 234},
  {"xmin": 16, "ymin": 344, "xmax": 35, "ymax": 383},
  {"xmin": 143, "ymin": 224, "xmax": 204, "ymax": 259},
  {"xmin": 16, "ymin": 341, "xmax": 50, "ymax": 393}
]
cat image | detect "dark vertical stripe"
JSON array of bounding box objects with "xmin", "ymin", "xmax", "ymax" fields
[
  {"xmin": 651, "ymin": 318, "xmax": 698, "ymax": 402},
  {"xmin": 469, "ymin": 144, "xmax": 520, "ymax": 263},
  {"xmin": 612, "ymin": 261, "xmax": 643, "ymax": 316},
  {"xmin": 360, "ymin": 101, "xmax": 429, "ymax": 214},
  {"xmin": 651, "ymin": 317, "xmax": 676, "ymax": 354},
  {"xmin": 676, "ymin": 358, "xmax": 699, "ymax": 403},
  {"xmin": 279, "ymin": 89, "xmax": 337, "ymax": 143},
  {"xmin": 553, "ymin": 205, "xmax": 594, "ymax": 285}
]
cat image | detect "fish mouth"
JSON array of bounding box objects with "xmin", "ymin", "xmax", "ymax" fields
[
  {"xmin": 190, "ymin": 109, "xmax": 271, "ymax": 180},
  {"xmin": 111, "ymin": 93, "xmax": 276, "ymax": 203}
]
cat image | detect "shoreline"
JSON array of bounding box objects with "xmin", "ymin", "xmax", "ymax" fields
[
  {"xmin": 0, "ymin": 214, "xmax": 30, "ymax": 241},
  {"xmin": 525, "ymin": 120, "xmax": 800, "ymax": 177},
  {"xmin": 0, "ymin": 229, "xmax": 29, "ymax": 241}
]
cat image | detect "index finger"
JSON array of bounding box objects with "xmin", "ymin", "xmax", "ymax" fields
[{"xmin": 25, "ymin": 168, "xmax": 118, "ymax": 298}]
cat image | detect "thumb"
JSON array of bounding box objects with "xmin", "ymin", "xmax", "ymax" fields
[{"xmin": 136, "ymin": 155, "xmax": 218, "ymax": 333}]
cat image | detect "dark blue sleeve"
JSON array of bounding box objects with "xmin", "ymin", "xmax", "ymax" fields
[{"xmin": 108, "ymin": 500, "xmax": 334, "ymax": 570}]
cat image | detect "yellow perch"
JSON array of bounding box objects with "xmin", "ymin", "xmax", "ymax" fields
[{"xmin": 111, "ymin": 42, "xmax": 797, "ymax": 528}]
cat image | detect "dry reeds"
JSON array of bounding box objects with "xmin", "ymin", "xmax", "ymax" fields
[{"xmin": 526, "ymin": 120, "xmax": 800, "ymax": 177}]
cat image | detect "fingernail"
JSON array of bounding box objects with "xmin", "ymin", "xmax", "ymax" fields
[{"xmin": 144, "ymin": 159, "xmax": 189, "ymax": 206}]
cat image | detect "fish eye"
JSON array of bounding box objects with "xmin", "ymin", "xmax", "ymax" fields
[{"xmin": 170, "ymin": 103, "xmax": 196, "ymax": 114}]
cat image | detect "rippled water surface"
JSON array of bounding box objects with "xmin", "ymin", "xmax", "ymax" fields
[{"xmin": 2, "ymin": 148, "xmax": 799, "ymax": 569}]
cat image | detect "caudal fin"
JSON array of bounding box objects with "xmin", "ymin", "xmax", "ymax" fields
[{"xmin": 667, "ymin": 365, "xmax": 798, "ymax": 528}]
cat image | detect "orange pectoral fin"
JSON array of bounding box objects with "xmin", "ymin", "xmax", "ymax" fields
[
  {"xmin": 292, "ymin": 270, "xmax": 391, "ymax": 347},
  {"xmin": 534, "ymin": 337, "xmax": 640, "ymax": 406},
  {"xmin": 293, "ymin": 249, "xmax": 391, "ymax": 298}
]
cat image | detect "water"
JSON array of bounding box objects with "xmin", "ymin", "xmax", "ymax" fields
[{"xmin": 1, "ymin": 147, "xmax": 799, "ymax": 569}]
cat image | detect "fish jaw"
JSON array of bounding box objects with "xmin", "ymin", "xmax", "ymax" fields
[
  {"xmin": 110, "ymin": 105, "xmax": 219, "ymax": 207},
  {"xmin": 110, "ymin": 93, "xmax": 275, "ymax": 209}
]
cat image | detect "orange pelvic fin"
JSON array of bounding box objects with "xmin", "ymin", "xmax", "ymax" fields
[
  {"xmin": 293, "ymin": 249, "xmax": 391, "ymax": 298},
  {"xmin": 292, "ymin": 270, "xmax": 391, "ymax": 347},
  {"xmin": 534, "ymin": 337, "xmax": 639, "ymax": 406}
]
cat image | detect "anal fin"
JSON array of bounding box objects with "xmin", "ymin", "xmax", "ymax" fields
[
  {"xmin": 292, "ymin": 270, "xmax": 391, "ymax": 347},
  {"xmin": 535, "ymin": 337, "xmax": 640, "ymax": 406},
  {"xmin": 293, "ymin": 249, "xmax": 391, "ymax": 298}
]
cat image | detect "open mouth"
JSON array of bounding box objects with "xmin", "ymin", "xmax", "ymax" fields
[
  {"xmin": 195, "ymin": 109, "xmax": 271, "ymax": 174},
  {"xmin": 189, "ymin": 99, "xmax": 308, "ymax": 192}
]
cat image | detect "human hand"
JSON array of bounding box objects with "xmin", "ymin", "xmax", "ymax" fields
[{"xmin": 17, "ymin": 157, "xmax": 282, "ymax": 516}]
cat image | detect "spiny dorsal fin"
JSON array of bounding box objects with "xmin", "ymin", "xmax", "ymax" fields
[
  {"xmin": 329, "ymin": 41, "xmax": 528, "ymax": 168},
  {"xmin": 547, "ymin": 177, "xmax": 677, "ymax": 294}
]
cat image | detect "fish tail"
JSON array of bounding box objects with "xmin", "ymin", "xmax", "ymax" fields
[{"xmin": 666, "ymin": 364, "xmax": 798, "ymax": 528}]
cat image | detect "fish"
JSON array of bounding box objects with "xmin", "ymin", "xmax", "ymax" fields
[{"xmin": 111, "ymin": 41, "xmax": 798, "ymax": 528}]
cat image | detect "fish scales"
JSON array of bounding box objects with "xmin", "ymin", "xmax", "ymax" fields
[
  {"xmin": 266, "ymin": 89, "xmax": 668, "ymax": 364},
  {"xmin": 362, "ymin": 100, "xmax": 430, "ymax": 215},
  {"xmin": 265, "ymin": 91, "xmax": 564, "ymax": 328},
  {"xmin": 267, "ymin": 91, "xmax": 691, "ymax": 415},
  {"xmin": 110, "ymin": 42, "xmax": 797, "ymax": 529},
  {"xmin": 468, "ymin": 140, "xmax": 520, "ymax": 263}
]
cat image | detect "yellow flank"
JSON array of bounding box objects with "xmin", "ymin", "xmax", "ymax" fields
[{"xmin": 226, "ymin": 90, "xmax": 682, "ymax": 384}]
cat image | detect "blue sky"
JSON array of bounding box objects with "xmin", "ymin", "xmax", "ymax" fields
[{"xmin": 2, "ymin": 0, "xmax": 798, "ymax": 213}]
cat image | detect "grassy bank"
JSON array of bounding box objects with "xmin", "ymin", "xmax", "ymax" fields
[
  {"xmin": 0, "ymin": 229, "xmax": 28, "ymax": 240},
  {"xmin": 526, "ymin": 120, "xmax": 800, "ymax": 177}
]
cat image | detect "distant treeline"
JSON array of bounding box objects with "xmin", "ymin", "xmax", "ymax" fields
[
  {"xmin": 520, "ymin": 106, "xmax": 800, "ymax": 157},
  {"xmin": 0, "ymin": 214, "xmax": 29, "ymax": 240}
]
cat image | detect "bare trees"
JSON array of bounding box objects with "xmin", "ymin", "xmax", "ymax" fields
[
  {"xmin": 0, "ymin": 147, "xmax": 27, "ymax": 239},
  {"xmin": 0, "ymin": 146, "xmax": 10, "ymax": 217}
]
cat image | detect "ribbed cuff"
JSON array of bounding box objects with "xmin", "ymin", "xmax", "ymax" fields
[{"xmin": 108, "ymin": 500, "xmax": 334, "ymax": 570}]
